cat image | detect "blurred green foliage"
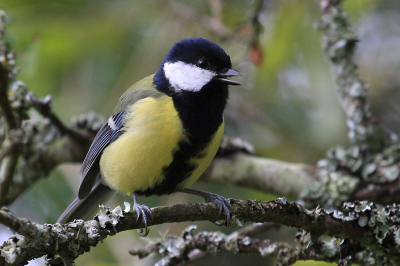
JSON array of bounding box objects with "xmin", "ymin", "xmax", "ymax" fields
[{"xmin": 1, "ymin": 0, "xmax": 394, "ymax": 265}]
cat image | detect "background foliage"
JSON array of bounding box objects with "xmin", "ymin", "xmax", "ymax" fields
[{"xmin": 1, "ymin": 0, "xmax": 399, "ymax": 265}]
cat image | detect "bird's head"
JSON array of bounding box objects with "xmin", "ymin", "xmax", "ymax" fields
[{"xmin": 154, "ymin": 37, "xmax": 241, "ymax": 94}]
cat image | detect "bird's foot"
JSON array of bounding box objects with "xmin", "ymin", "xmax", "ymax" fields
[
  {"xmin": 133, "ymin": 202, "xmax": 153, "ymax": 237},
  {"xmin": 181, "ymin": 189, "xmax": 233, "ymax": 227},
  {"xmin": 203, "ymin": 192, "xmax": 233, "ymax": 226},
  {"xmin": 133, "ymin": 193, "xmax": 153, "ymax": 237}
]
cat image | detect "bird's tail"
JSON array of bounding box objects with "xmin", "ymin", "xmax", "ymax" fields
[{"xmin": 57, "ymin": 181, "xmax": 114, "ymax": 224}]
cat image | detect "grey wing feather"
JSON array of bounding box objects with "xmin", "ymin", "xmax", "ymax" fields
[
  {"xmin": 57, "ymin": 181, "xmax": 114, "ymax": 223},
  {"xmin": 78, "ymin": 111, "xmax": 125, "ymax": 199}
]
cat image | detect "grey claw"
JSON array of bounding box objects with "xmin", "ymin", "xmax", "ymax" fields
[
  {"xmin": 205, "ymin": 193, "xmax": 232, "ymax": 227},
  {"xmin": 142, "ymin": 205, "xmax": 154, "ymax": 222},
  {"xmin": 181, "ymin": 189, "xmax": 233, "ymax": 227},
  {"xmin": 133, "ymin": 203, "xmax": 153, "ymax": 237}
]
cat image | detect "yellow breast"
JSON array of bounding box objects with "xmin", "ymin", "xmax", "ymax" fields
[{"xmin": 99, "ymin": 96, "xmax": 184, "ymax": 194}]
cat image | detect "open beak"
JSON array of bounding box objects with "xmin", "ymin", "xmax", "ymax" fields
[{"xmin": 213, "ymin": 69, "xmax": 242, "ymax": 85}]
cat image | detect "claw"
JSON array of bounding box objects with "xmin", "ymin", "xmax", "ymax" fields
[
  {"xmin": 218, "ymin": 206, "xmax": 223, "ymax": 217},
  {"xmin": 205, "ymin": 192, "xmax": 232, "ymax": 226},
  {"xmin": 182, "ymin": 189, "xmax": 233, "ymax": 227},
  {"xmin": 133, "ymin": 193, "xmax": 153, "ymax": 237}
]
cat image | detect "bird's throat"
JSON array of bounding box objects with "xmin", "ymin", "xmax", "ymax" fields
[{"xmin": 172, "ymin": 83, "xmax": 228, "ymax": 142}]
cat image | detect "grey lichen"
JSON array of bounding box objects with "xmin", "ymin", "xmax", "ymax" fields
[
  {"xmin": 258, "ymin": 243, "xmax": 277, "ymax": 256},
  {"xmin": 1, "ymin": 236, "xmax": 20, "ymax": 264},
  {"xmin": 98, "ymin": 204, "xmax": 124, "ymax": 228},
  {"xmin": 304, "ymin": 143, "xmax": 400, "ymax": 207},
  {"xmin": 130, "ymin": 224, "xmax": 299, "ymax": 266},
  {"xmin": 2, "ymin": 95, "xmax": 102, "ymax": 205},
  {"xmin": 303, "ymin": 172, "xmax": 359, "ymax": 207},
  {"xmin": 336, "ymin": 201, "xmax": 400, "ymax": 256},
  {"xmin": 70, "ymin": 111, "xmax": 105, "ymax": 134}
]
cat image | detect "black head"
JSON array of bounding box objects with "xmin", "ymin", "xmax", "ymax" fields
[{"xmin": 154, "ymin": 37, "xmax": 241, "ymax": 94}]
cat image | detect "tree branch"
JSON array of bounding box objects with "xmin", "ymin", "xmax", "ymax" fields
[
  {"xmin": 1, "ymin": 198, "xmax": 400, "ymax": 265},
  {"xmin": 129, "ymin": 225, "xmax": 378, "ymax": 266},
  {"xmin": 0, "ymin": 12, "xmax": 17, "ymax": 132},
  {"xmin": 28, "ymin": 93, "xmax": 88, "ymax": 144},
  {"xmin": 204, "ymin": 151, "xmax": 320, "ymax": 200},
  {"xmin": 169, "ymin": 0, "xmax": 231, "ymax": 39},
  {"xmin": 0, "ymin": 11, "xmax": 22, "ymax": 206},
  {"xmin": 2, "ymin": 110, "xmax": 100, "ymax": 205},
  {"xmin": 130, "ymin": 225, "xmax": 303, "ymax": 266},
  {"xmin": 319, "ymin": 0, "xmax": 397, "ymax": 148},
  {"xmin": 298, "ymin": 0, "xmax": 400, "ymax": 208}
]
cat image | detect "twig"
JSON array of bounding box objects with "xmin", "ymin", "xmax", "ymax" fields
[
  {"xmin": 0, "ymin": 13, "xmax": 16, "ymax": 132},
  {"xmin": 204, "ymin": 151, "xmax": 320, "ymax": 200},
  {"xmin": 319, "ymin": 0, "xmax": 397, "ymax": 148},
  {"xmin": 351, "ymin": 180, "xmax": 400, "ymax": 204},
  {"xmin": 0, "ymin": 143, "xmax": 16, "ymax": 162},
  {"xmin": 2, "ymin": 110, "xmax": 97, "ymax": 205},
  {"xmin": 0, "ymin": 11, "xmax": 21, "ymax": 206},
  {"xmin": 0, "ymin": 154, "xmax": 19, "ymax": 206},
  {"xmin": 169, "ymin": 0, "xmax": 231, "ymax": 39},
  {"xmin": 249, "ymin": 0, "xmax": 266, "ymax": 65},
  {"xmin": 130, "ymin": 226, "xmax": 363, "ymax": 266},
  {"xmin": 178, "ymin": 223, "xmax": 281, "ymax": 265},
  {"xmin": 28, "ymin": 93, "xmax": 87, "ymax": 144}
]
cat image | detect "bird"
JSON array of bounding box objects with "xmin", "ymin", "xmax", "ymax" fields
[{"xmin": 57, "ymin": 37, "xmax": 242, "ymax": 236}]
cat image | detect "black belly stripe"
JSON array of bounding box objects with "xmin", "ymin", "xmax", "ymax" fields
[
  {"xmin": 138, "ymin": 77, "xmax": 228, "ymax": 197},
  {"xmin": 136, "ymin": 137, "xmax": 210, "ymax": 196}
]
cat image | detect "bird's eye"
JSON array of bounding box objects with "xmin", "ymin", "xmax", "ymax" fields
[{"xmin": 197, "ymin": 59, "xmax": 209, "ymax": 69}]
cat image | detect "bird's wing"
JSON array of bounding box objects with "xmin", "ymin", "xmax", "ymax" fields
[{"xmin": 78, "ymin": 75, "xmax": 164, "ymax": 199}]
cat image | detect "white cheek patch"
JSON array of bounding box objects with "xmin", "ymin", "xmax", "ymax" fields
[{"xmin": 164, "ymin": 61, "xmax": 215, "ymax": 92}]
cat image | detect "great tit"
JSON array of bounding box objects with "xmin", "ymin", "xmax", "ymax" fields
[{"xmin": 57, "ymin": 37, "xmax": 242, "ymax": 236}]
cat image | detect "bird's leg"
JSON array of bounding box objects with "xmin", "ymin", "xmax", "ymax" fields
[
  {"xmin": 132, "ymin": 193, "xmax": 153, "ymax": 237},
  {"xmin": 181, "ymin": 188, "xmax": 232, "ymax": 226}
]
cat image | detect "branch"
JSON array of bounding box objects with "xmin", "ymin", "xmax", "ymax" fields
[
  {"xmin": 0, "ymin": 11, "xmax": 17, "ymax": 132},
  {"xmin": 130, "ymin": 225, "xmax": 304, "ymax": 266},
  {"xmin": 204, "ymin": 151, "xmax": 320, "ymax": 200},
  {"xmin": 2, "ymin": 198, "xmax": 400, "ymax": 265},
  {"xmin": 0, "ymin": 11, "xmax": 21, "ymax": 206},
  {"xmin": 297, "ymin": 0, "xmax": 400, "ymax": 208},
  {"xmin": 28, "ymin": 93, "xmax": 87, "ymax": 144},
  {"xmin": 248, "ymin": 0, "xmax": 266, "ymax": 65},
  {"xmin": 0, "ymin": 10, "xmax": 102, "ymax": 206},
  {"xmin": 319, "ymin": 0, "xmax": 397, "ymax": 148},
  {"xmin": 2, "ymin": 110, "xmax": 101, "ymax": 205},
  {"xmin": 130, "ymin": 225, "xmax": 378, "ymax": 266},
  {"xmin": 1, "ymin": 83, "xmax": 101, "ymax": 205},
  {"xmin": 169, "ymin": 0, "xmax": 231, "ymax": 39}
]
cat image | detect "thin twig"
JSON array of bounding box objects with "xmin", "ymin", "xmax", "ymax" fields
[
  {"xmin": 249, "ymin": 0, "xmax": 266, "ymax": 65},
  {"xmin": 319, "ymin": 0, "xmax": 397, "ymax": 148},
  {"xmin": 0, "ymin": 153, "xmax": 19, "ymax": 206},
  {"xmin": 0, "ymin": 14, "xmax": 17, "ymax": 132},
  {"xmin": 0, "ymin": 142, "xmax": 17, "ymax": 162},
  {"xmin": 204, "ymin": 152, "xmax": 320, "ymax": 200},
  {"xmin": 29, "ymin": 94, "xmax": 87, "ymax": 144},
  {"xmin": 0, "ymin": 12, "xmax": 21, "ymax": 207},
  {"xmin": 182, "ymin": 223, "xmax": 281, "ymax": 264},
  {"xmin": 169, "ymin": 0, "xmax": 231, "ymax": 39}
]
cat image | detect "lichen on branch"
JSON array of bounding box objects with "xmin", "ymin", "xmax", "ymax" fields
[{"xmin": 2, "ymin": 198, "xmax": 400, "ymax": 265}]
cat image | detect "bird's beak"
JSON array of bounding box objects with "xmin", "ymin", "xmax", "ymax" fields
[{"xmin": 214, "ymin": 69, "xmax": 242, "ymax": 85}]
